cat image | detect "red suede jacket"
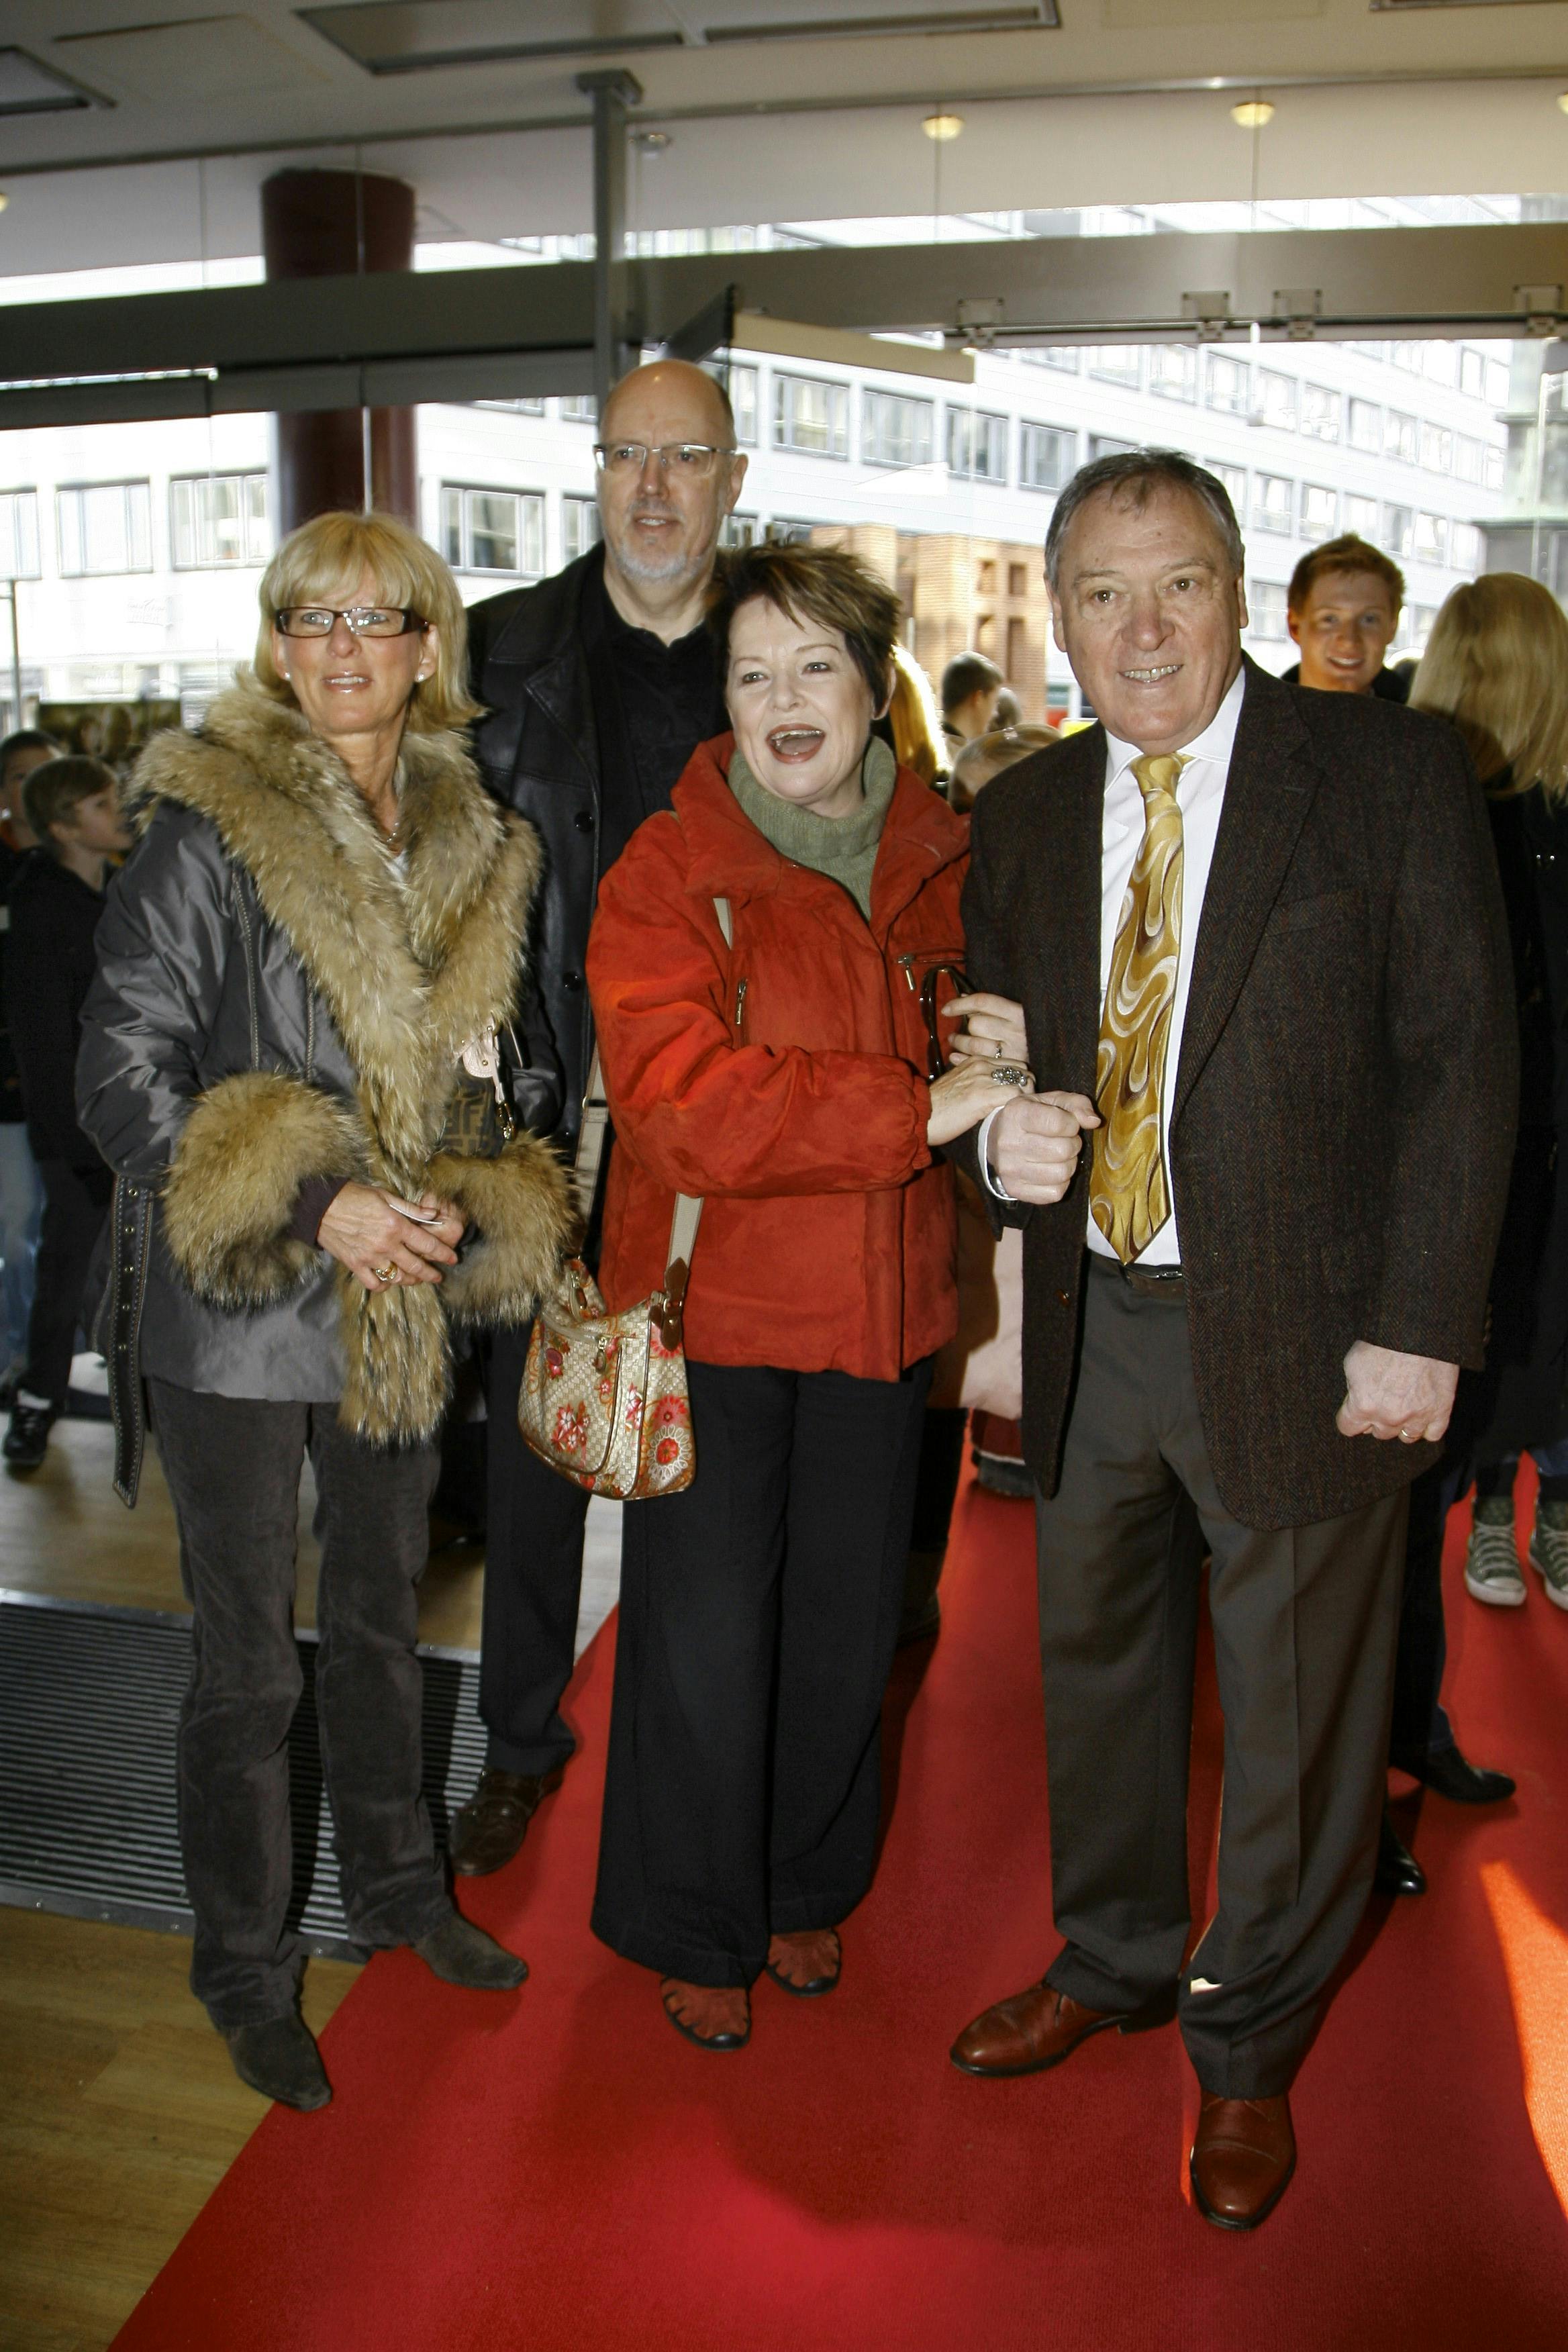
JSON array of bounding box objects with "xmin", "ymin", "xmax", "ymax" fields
[{"xmin": 586, "ymin": 734, "xmax": 969, "ymax": 1380}]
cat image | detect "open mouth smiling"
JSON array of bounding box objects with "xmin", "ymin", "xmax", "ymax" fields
[
  {"xmin": 1120, "ymin": 663, "xmax": 1183, "ymax": 683},
  {"xmin": 766, "ymin": 726, "xmax": 825, "ymax": 761}
]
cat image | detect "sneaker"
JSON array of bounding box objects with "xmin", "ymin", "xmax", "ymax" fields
[
  {"xmin": 2, "ymin": 1393, "xmax": 53, "ymax": 1471},
  {"xmin": 1465, "ymin": 1500, "xmax": 1526, "ymax": 1607},
  {"xmin": 1529, "ymin": 1500, "xmax": 1568, "ymax": 1612}
]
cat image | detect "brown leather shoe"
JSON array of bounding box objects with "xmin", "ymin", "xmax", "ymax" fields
[
  {"xmin": 448, "ymin": 1766, "xmax": 564, "ymax": 1877},
  {"xmin": 950, "ymin": 1979, "xmax": 1171, "ymax": 2077},
  {"xmin": 1189, "ymin": 2092, "xmax": 1296, "ymax": 2231}
]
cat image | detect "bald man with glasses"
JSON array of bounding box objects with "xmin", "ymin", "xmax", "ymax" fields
[{"xmin": 454, "ymin": 360, "xmax": 747, "ymax": 1877}]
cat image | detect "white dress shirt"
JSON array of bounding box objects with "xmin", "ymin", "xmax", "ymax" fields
[{"xmin": 981, "ymin": 664, "xmax": 1246, "ymax": 1267}]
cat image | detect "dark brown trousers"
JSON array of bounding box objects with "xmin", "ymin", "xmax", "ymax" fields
[{"xmin": 1036, "ymin": 1255, "xmax": 1407, "ymax": 2100}]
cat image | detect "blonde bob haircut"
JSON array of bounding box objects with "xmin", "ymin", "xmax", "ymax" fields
[
  {"xmin": 1410, "ymin": 572, "xmax": 1568, "ymax": 804},
  {"xmin": 253, "ymin": 509, "xmax": 480, "ymax": 735}
]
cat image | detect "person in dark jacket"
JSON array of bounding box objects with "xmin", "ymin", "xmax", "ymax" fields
[
  {"xmin": 1, "ymin": 755, "xmax": 128, "ymax": 1469},
  {"xmin": 453, "ymin": 358, "xmax": 748, "ymax": 1877},
  {"xmin": 1406, "ymin": 575, "xmax": 1568, "ymax": 1617},
  {"xmin": 0, "ymin": 728, "xmax": 61, "ymax": 1395},
  {"xmin": 77, "ymin": 511, "xmax": 572, "ymax": 2114}
]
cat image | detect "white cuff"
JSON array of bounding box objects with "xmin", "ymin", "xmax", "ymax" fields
[{"xmin": 977, "ymin": 1104, "xmax": 1013, "ymax": 1201}]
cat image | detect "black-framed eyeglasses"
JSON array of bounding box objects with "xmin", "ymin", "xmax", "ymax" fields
[
  {"xmin": 591, "ymin": 442, "xmax": 737, "ymax": 477},
  {"xmin": 275, "ymin": 606, "xmax": 428, "ymax": 639}
]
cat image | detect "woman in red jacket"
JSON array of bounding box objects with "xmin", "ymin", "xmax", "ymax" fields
[{"xmin": 585, "ymin": 544, "xmax": 1081, "ymax": 2051}]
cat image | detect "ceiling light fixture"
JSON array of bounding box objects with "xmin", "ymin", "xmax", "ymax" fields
[
  {"xmin": 1558, "ymin": 91, "xmax": 1568, "ymax": 115},
  {"xmin": 923, "ymin": 111, "xmax": 965, "ymax": 142},
  {"xmin": 633, "ymin": 128, "xmax": 671, "ymax": 152},
  {"xmin": 1231, "ymin": 99, "xmax": 1275, "ymax": 129},
  {"xmin": 0, "ymin": 193, "xmax": 8, "ymax": 213}
]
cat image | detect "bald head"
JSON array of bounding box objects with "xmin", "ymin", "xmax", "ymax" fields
[
  {"xmin": 601, "ymin": 357, "xmax": 734, "ymax": 448},
  {"xmin": 593, "ymin": 357, "xmax": 747, "ymax": 636}
]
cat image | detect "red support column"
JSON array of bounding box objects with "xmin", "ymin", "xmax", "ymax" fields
[{"xmin": 261, "ymin": 168, "xmax": 418, "ymax": 533}]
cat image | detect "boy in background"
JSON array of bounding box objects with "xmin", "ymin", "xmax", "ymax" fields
[{"xmin": 2, "ymin": 755, "xmax": 130, "ymax": 1469}]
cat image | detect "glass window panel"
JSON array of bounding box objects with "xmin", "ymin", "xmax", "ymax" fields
[
  {"xmin": 1019, "ymin": 346, "xmax": 1079, "ymax": 373},
  {"xmin": 1258, "ymin": 371, "xmax": 1297, "ymax": 432},
  {"xmin": 1484, "ymin": 445, "xmax": 1505, "ymax": 491},
  {"xmin": 720, "ymin": 513, "xmax": 758, "ymax": 548},
  {"xmin": 58, "ymin": 482, "xmax": 153, "ymax": 577},
  {"xmin": 1300, "ymin": 484, "xmax": 1338, "ymax": 540},
  {"xmin": 728, "ymin": 363, "xmax": 758, "ymax": 446},
  {"xmin": 1206, "ymin": 460, "xmax": 1247, "ymax": 517},
  {"xmin": 1087, "ymin": 348, "xmax": 1140, "ymax": 387},
  {"xmin": 1347, "ymin": 399, "xmax": 1381, "ymax": 454},
  {"xmin": 1207, "ymin": 354, "xmax": 1252, "ymax": 416},
  {"xmin": 562, "ymin": 495, "xmax": 601, "ymax": 565},
  {"xmin": 774, "ymin": 375, "xmax": 849, "ymax": 457},
  {"xmin": 1391, "ymin": 342, "xmax": 1423, "ymax": 375},
  {"xmin": 1424, "ymin": 344, "xmax": 1458, "ymax": 388},
  {"xmin": 1385, "ymin": 411, "xmax": 1418, "ymax": 464},
  {"xmin": 1382, "ymin": 504, "xmax": 1415, "ymax": 560},
  {"xmin": 1461, "ymin": 348, "xmax": 1487, "ymax": 400},
  {"xmin": 1454, "ymin": 435, "xmax": 1485, "ymax": 485},
  {"xmin": 863, "ymin": 390, "xmax": 934, "ymax": 469},
  {"xmin": 1344, "ymin": 493, "xmax": 1380, "ymax": 540},
  {"xmin": 1251, "ymin": 475, "xmax": 1293, "ymax": 534},
  {"xmin": 1414, "ymin": 511, "xmax": 1448, "ymax": 565},
  {"xmin": 1248, "ymin": 581, "xmax": 1289, "ymax": 640},
  {"xmin": 469, "ymin": 491, "xmax": 520, "ymax": 573},
  {"xmin": 1451, "ymin": 520, "xmax": 1481, "ymax": 572},
  {"xmin": 1301, "ymin": 385, "xmax": 1341, "ymax": 443},
  {"xmin": 440, "ymin": 485, "xmax": 463, "ymax": 570},
  {"xmin": 168, "ymin": 475, "xmax": 268, "ymax": 569},
  {"xmin": 1148, "ymin": 346, "xmax": 1196, "ymax": 403},
  {"xmin": 946, "ymin": 409, "xmax": 1007, "ymax": 480},
  {"xmin": 558, "ymin": 395, "xmax": 597, "ymax": 423},
  {"xmin": 0, "ymin": 489, "xmax": 40, "ymax": 578},
  {"xmin": 1420, "ymin": 422, "xmax": 1454, "ymax": 473},
  {"xmin": 1089, "ymin": 434, "xmax": 1136, "ymax": 462},
  {"xmin": 1020, "ymin": 422, "xmax": 1073, "ymax": 491},
  {"xmin": 1485, "ymin": 359, "xmax": 1510, "ymax": 407}
]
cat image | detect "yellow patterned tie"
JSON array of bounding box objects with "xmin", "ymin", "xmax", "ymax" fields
[{"xmin": 1089, "ymin": 752, "xmax": 1188, "ymax": 1263}]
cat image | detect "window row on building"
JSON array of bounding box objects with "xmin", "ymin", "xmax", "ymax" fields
[{"xmin": 0, "ymin": 474, "xmax": 271, "ymax": 581}]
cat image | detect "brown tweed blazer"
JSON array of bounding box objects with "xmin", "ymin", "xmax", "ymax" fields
[{"xmin": 957, "ymin": 656, "xmax": 1518, "ymax": 1531}]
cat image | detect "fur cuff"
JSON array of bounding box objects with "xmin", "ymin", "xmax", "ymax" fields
[
  {"xmin": 428, "ymin": 1136, "xmax": 575, "ymax": 1328},
  {"xmin": 163, "ymin": 1073, "xmax": 364, "ymax": 1310}
]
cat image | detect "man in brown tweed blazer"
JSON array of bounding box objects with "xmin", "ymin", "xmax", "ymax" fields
[{"xmin": 946, "ymin": 452, "xmax": 1516, "ymax": 2231}]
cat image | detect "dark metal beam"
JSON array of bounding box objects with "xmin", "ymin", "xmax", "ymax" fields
[{"xmin": 4, "ymin": 222, "xmax": 1568, "ymax": 434}]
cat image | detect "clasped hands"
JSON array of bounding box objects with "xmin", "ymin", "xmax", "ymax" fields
[
  {"xmin": 924, "ymin": 991, "xmax": 1097, "ymax": 1206},
  {"xmin": 317, "ymin": 1181, "xmax": 465, "ymax": 1293}
]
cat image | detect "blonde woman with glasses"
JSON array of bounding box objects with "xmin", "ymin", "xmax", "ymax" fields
[
  {"xmin": 78, "ymin": 511, "xmax": 572, "ymax": 2112},
  {"xmin": 1407, "ymin": 573, "xmax": 1568, "ymax": 1621}
]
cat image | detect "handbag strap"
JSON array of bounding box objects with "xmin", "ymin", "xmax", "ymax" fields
[{"xmin": 573, "ymin": 895, "xmax": 734, "ymax": 1342}]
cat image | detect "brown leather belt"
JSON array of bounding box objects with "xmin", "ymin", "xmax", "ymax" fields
[{"xmin": 1088, "ymin": 1251, "xmax": 1186, "ymax": 1301}]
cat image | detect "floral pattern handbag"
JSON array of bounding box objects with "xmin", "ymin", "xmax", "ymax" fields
[{"xmin": 516, "ymin": 899, "xmax": 730, "ymax": 1500}]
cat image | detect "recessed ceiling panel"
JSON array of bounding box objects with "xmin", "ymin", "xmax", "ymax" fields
[
  {"xmin": 0, "ymin": 46, "xmax": 105, "ymax": 117},
  {"xmin": 54, "ymin": 17, "xmax": 328, "ymax": 103},
  {"xmin": 699, "ymin": 3, "xmax": 1056, "ymax": 37},
  {"xmin": 301, "ymin": 2, "xmax": 686, "ymax": 75}
]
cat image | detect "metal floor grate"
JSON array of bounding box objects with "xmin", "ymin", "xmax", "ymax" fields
[{"xmin": 0, "ymin": 1591, "xmax": 485, "ymax": 1960}]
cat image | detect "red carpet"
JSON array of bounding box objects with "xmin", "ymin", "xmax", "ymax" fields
[{"xmin": 112, "ymin": 1467, "xmax": 1568, "ymax": 2351}]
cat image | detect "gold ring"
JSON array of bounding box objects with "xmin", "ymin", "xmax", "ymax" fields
[{"xmin": 372, "ymin": 1261, "xmax": 398, "ymax": 1283}]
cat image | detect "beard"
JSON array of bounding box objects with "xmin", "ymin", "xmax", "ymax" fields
[{"xmin": 608, "ymin": 507, "xmax": 705, "ymax": 585}]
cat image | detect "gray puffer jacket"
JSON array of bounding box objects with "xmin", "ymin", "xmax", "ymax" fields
[{"xmin": 78, "ymin": 679, "xmax": 573, "ymax": 1502}]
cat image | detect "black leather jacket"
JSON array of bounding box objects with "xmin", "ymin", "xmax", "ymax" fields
[{"xmin": 468, "ymin": 548, "xmax": 605, "ymax": 1146}]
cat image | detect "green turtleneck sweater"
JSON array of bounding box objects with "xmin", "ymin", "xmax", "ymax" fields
[{"xmin": 726, "ymin": 736, "xmax": 897, "ymax": 919}]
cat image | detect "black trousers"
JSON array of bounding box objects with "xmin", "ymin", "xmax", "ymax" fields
[
  {"xmin": 480, "ymin": 1319, "xmax": 592, "ymax": 1777},
  {"xmin": 1036, "ymin": 1261, "xmax": 1407, "ymax": 2100},
  {"xmin": 592, "ymin": 1355, "xmax": 932, "ymax": 1988},
  {"xmin": 149, "ymin": 1379, "xmax": 451, "ymax": 2030},
  {"xmin": 20, "ymin": 1159, "xmax": 110, "ymax": 1412},
  {"xmin": 1389, "ymin": 1454, "xmax": 1463, "ymax": 1766}
]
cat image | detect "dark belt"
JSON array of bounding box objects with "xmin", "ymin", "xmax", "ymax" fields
[
  {"xmin": 1088, "ymin": 1249, "xmax": 1185, "ymax": 1301},
  {"xmin": 107, "ymin": 1173, "xmax": 153, "ymax": 1508}
]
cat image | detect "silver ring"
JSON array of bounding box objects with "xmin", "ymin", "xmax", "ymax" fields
[
  {"xmin": 1398, "ymin": 1426, "xmax": 1414, "ymax": 1442},
  {"xmin": 990, "ymin": 1064, "xmax": 1031, "ymax": 1089}
]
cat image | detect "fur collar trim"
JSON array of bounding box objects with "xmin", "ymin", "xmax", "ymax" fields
[{"xmin": 132, "ymin": 679, "xmax": 542, "ymax": 1188}]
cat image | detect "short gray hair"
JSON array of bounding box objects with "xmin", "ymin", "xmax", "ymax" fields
[{"xmin": 1044, "ymin": 449, "xmax": 1244, "ymax": 590}]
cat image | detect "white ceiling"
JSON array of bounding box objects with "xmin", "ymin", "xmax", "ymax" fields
[{"xmin": 3, "ymin": 1, "xmax": 1568, "ymax": 278}]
